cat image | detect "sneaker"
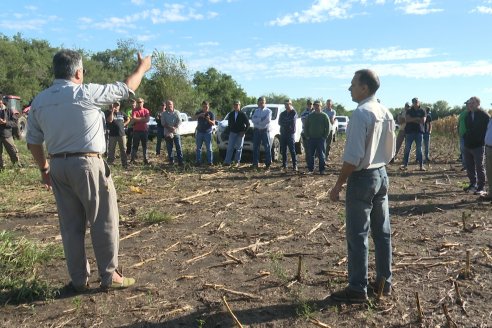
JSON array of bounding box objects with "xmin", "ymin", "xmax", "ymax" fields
[
  {"xmin": 293, "ymin": 165, "xmax": 298, "ymax": 172},
  {"xmin": 223, "ymin": 163, "xmax": 231, "ymax": 167},
  {"xmin": 265, "ymin": 165, "xmax": 271, "ymax": 171},
  {"xmin": 330, "ymin": 287, "xmax": 368, "ymax": 303},
  {"xmin": 463, "ymin": 185, "xmax": 477, "ymax": 193},
  {"xmin": 250, "ymin": 164, "xmax": 258, "ymax": 169},
  {"xmin": 319, "ymin": 170, "xmax": 326, "ymax": 175},
  {"xmin": 474, "ymin": 188, "xmax": 485, "ymax": 196},
  {"xmin": 306, "ymin": 170, "xmax": 314, "ymax": 175},
  {"xmin": 417, "ymin": 166, "xmax": 426, "ymax": 171},
  {"xmin": 399, "ymin": 165, "xmax": 407, "ymax": 171}
]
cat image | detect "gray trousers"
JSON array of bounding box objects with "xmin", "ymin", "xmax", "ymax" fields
[
  {"xmin": 50, "ymin": 156, "xmax": 120, "ymax": 287},
  {"xmin": 0, "ymin": 136, "xmax": 19, "ymax": 167},
  {"xmin": 464, "ymin": 145, "xmax": 485, "ymax": 189},
  {"xmin": 107, "ymin": 135, "xmax": 127, "ymax": 166}
]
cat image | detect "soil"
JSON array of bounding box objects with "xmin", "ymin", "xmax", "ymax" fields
[{"xmin": 1, "ymin": 134, "xmax": 491, "ymax": 328}]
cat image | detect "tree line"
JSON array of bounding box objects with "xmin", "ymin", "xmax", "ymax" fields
[{"xmin": 0, "ymin": 33, "xmax": 463, "ymax": 120}]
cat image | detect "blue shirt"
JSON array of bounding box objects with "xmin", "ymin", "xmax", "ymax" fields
[
  {"xmin": 195, "ymin": 110, "xmax": 215, "ymax": 133},
  {"xmin": 251, "ymin": 106, "xmax": 272, "ymax": 130},
  {"xmin": 279, "ymin": 109, "xmax": 298, "ymax": 135}
]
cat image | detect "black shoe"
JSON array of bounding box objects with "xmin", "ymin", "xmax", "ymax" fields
[
  {"xmin": 330, "ymin": 287, "xmax": 368, "ymax": 303},
  {"xmin": 368, "ymin": 280, "xmax": 392, "ymax": 297}
]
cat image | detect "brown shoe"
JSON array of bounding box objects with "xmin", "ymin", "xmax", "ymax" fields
[{"xmin": 330, "ymin": 287, "xmax": 368, "ymax": 303}]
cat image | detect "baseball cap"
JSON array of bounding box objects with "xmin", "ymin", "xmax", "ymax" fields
[{"xmin": 233, "ymin": 100, "xmax": 241, "ymax": 105}]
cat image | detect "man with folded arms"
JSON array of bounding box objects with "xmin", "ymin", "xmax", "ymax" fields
[{"xmin": 27, "ymin": 49, "xmax": 151, "ymax": 291}]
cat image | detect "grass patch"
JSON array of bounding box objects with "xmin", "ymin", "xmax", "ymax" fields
[
  {"xmin": 0, "ymin": 230, "xmax": 63, "ymax": 304},
  {"xmin": 143, "ymin": 209, "xmax": 174, "ymax": 224}
]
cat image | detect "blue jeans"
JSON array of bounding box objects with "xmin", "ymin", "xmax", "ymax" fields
[
  {"xmin": 252, "ymin": 128, "xmax": 271, "ymax": 166},
  {"xmin": 131, "ymin": 130, "xmax": 148, "ymax": 162},
  {"xmin": 165, "ymin": 134, "xmax": 183, "ymax": 164},
  {"xmin": 195, "ymin": 131, "xmax": 213, "ymax": 164},
  {"xmin": 403, "ymin": 132, "xmax": 423, "ymax": 166},
  {"xmin": 280, "ymin": 133, "xmax": 297, "ymax": 168},
  {"xmin": 224, "ymin": 132, "xmax": 245, "ymax": 164},
  {"xmin": 346, "ymin": 166, "xmax": 392, "ymax": 293},
  {"xmin": 156, "ymin": 128, "xmax": 164, "ymax": 155},
  {"xmin": 423, "ymin": 133, "xmax": 431, "ymax": 161},
  {"xmin": 307, "ymin": 137, "xmax": 326, "ymax": 172}
]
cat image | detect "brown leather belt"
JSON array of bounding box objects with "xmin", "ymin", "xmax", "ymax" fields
[{"xmin": 49, "ymin": 152, "xmax": 102, "ymax": 159}]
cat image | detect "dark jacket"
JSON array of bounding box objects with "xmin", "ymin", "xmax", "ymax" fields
[
  {"xmin": 464, "ymin": 109, "xmax": 490, "ymax": 149},
  {"xmin": 279, "ymin": 109, "xmax": 298, "ymax": 135},
  {"xmin": 227, "ymin": 110, "xmax": 250, "ymax": 133},
  {"xmin": 0, "ymin": 108, "xmax": 18, "ymax": 138}
]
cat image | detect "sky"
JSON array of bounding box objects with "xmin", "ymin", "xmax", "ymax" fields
[{"xmin": 2, "ymin": 0, "xmax": 492, "ymax": 110}]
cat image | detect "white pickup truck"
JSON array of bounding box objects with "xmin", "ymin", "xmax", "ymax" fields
[
  {"xmin": 177, "ymin": 112, "xmax": 198, "ymax": 136},
  {"xmin": 215, "ymin": 104, "xmax": 303, "ymax": 162}
]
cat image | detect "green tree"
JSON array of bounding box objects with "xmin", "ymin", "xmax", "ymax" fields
[{"xmin": 192, "ymin": 67, "xmax": 248, "ymax": 118}]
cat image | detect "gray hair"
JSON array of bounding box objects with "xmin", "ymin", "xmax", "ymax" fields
[{"xmin": 53, "ymin": 49, "xmax": 83, "ymax": 80}]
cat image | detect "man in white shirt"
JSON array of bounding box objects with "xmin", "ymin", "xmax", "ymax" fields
[
  {"xmin": 251, "ymin": 96, "xmax": 272, "ymax": 169},
  {"xmin": 329, "ymin": 69, "xmax": 395, "ymax": 303}
]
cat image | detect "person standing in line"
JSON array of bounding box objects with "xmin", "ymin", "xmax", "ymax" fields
[
  {"xmin": 194, "ymin": 100, "xmax": 215, "ymax": 166},
  {"xmin": 423, "ymin": 107, "xmax": 432, "ymax": 163},
  {"xmin": 161, "ymin": 100, "xmax": 184, "ymax": 166},
  {"xmin": 105, "ymin": 101, "xmax": 130, "ymax": 168},
  {"xmin": 300, "ymin": 99, "xmax": 314, "ymax": 164},
  {"xmin": 278, "ymin": 99, "xmax": 298, "ymax": 172},
  {"xmin": 322, "ymin": 99, "xmax": 337, "ymax": 161},
  {"xmin": 329, "ymin": 69, "xmax": 395, "ymax": 303},
  {"xmin": 251, "ymin": 96, "xmax": 272, "ymax": 170},
  {"xmin": 390, "ymin": 102, "xmax": 409, "ymax": 163},
  {"xmin": 130, "ymin": 98, "xmax": 150, "ymax": 165},
  {"xmin": 155, "ymin": 102, "xmax": 166, "ymax": 156},
  {"xmin": 305, "ymin": 100, "xmax": 330, "ymax": 174},
  {"xmin": 223, "ymin": 100, "xmax": 250, "ymax": 167},
  {"xmin": 481, "ymin": 112, "xmax": 492, "ymax": 201},
  {"xmin": 462, "ymin": 96, "xmax": 489, "ymax": 195},
  {"xmin": 401, "ymin": 97, "xmax": 426, "ymax": 171},
  {"xmin": 26, "ymin": 49, "xmax": 151, "ymax": 291},
  {"xmin": 125, "ymin": 99, "xmax": 136, "ymax": 156},
  {"xmin": 0, "ymin": 98, "xmax": 21, "ymax": 169}
]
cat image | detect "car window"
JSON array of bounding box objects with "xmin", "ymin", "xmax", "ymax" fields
[
  {"xmin": 241, "ymin": 106, "xmax": 279, "ymax": 120},
  {"xmin": 337, "ymin": 117, "xmax": 346, "ymax": 122}
]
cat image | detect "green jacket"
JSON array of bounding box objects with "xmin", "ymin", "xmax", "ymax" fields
[{"xmin": 305, "ymin": 111, "xmax": 330, "ymax": 139}]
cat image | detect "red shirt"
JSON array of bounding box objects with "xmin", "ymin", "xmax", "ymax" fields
[{"xmin": 132, "ymin": 107, "xmax": 150, "ymax": 132}]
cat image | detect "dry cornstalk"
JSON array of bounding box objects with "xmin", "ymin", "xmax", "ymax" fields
[
  {"xmin": 222, "ymin": 296, "xmax": 244, "ymax": 328},
  {"xmin": 296, "ymin": 256, "xmax": 303, "ymax": 282},
  {"xmin": 159, "ymin": 305, "xmax": 193, "ymax": 319},
  {"xmin": 453, "ymin": 280, "xmax": 463, "ymax": 304},
  {"xmin": 224, "ymin": 252, "xmax": 244, "ymax": 264},
  {"xmin": 121, "ymin": 228, "xmax": 145, "ymax": 241},
  {"xmin": 394, "ymin": 260, "xmax": 458, "ymax": 268},
  {"xmin": 442, "ymin": 304, "xmax": 458, "ymax": 328},
  {"xmin": 203, "ymin": 283, "xmax": 262, "ymax": 300},
  {"xmin": 308, "ymin": 222, "xmax": 323, "ymax": 235},
  {"xmin": 308, "ymin": 317, "xmax": 332, "ymax": 327},
  {"xmin": 415, "ymin": 292, "xmax": 424, "ymax": 323},
  {"xmin": 177, "ymin": 275, "xmax": 197, "ymax": 281},
  {"xmin": 208, "ymin": 260, "xmax": 237, "ymax": 268},
  {"xmin": 481, "ymin": 248, "xmax": 492, "ymax": 262},
  {"xmin": 462, "ymin": 212, "xmax": 467, "ymax": 231},
  {"xmin": 337, "ymin": 257, "xmax": 347, "ymax": 266},
  {"xmin": 319, "ymin": 269, "xmax": 347, "ymax": 277},
  {"xmin": 227, "ymin": 232, "xmax": 295, "ymax": 254},
  {"xmin": 185, "ymin": 249, "xmax": 214, "ymax": 264},
  {"xmin": 130, "ymin": 257, "xmax": 156, "ymax": 268},
  {"xmin": 322, "ymin": 233, "xmax": 331, "ymax": 246},
  {"xmin": 179, "ymin": 189, "xmax": 216, "ymax": 203}
]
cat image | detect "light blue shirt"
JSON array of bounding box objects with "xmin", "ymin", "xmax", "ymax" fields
[
  {"xmin": 251, "ymin": 106, "xmax": 272, "ymax": 130},
  {"xmin": 342, "ymin": 96, "xmax": 396, "ymax": 171},
  {"xmin": 27, "ymin": 79, "xmax": 132, "ymax": 154}
]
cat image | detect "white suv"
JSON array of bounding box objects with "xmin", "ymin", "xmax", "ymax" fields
[
  {"xmin": 216, "ymin": 104, "xmax": 303, "ymax": 162},
  {"xmin": 335, "ymin": 115, "xmax": 349, "ymax": 134}
]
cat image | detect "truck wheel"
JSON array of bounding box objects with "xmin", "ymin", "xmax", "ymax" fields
[
  {"xmin": 17, "ymin": 115, "xmax": 28, "ymax": 140},
  {"xmin": 271, "ymin": 136, "xmax": 281, "ymax": 162}
]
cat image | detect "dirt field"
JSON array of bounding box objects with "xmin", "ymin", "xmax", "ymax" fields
[{"xmin": 1, "ymin": 134, "xmax": 491, "ymax": 328}]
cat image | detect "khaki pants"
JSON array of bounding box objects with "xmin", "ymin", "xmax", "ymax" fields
[
  {"xmin": 0, "ymin": 136, "xmax": 19, "ymax": 168},
  {"xmin": 107, "ymin": 135, "xmax": 127, "ymax": 166},
  {"xmin": 50, "ymin": 156, "xmax": 120, "ymax": 287}
]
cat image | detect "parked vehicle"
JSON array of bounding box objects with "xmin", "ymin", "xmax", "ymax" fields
[
  {"xmin": 335, "ymin": 115, "xmax": 349, "ymax": 134},
  {"xmin": 177, "ymin": 112, "xmax": 198, "ymax": 136},
  {"xmin": 216, "ymin": 104, "xmax": 303, "ymax": 162},
  {"xmin": 146, "ymin": 116, "xmax": 158, "ymax": 141}
]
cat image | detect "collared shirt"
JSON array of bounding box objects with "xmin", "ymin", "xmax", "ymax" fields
[
  {"xmin": 251, "ymin": 106, "xmax": 271, "ymax": 130},
  {"xmin": 484, "ymin": 118, "xmax": 492, "ymax": 147},
  {"xmin": 27, "ymin": 79, "xmax": 131, "ymax": 154},
  {"xmin": 300, "ymin": 108, "xmax": 312, "ymax": 131},
  {"xmin": 343, "ymin": 95, "xmax": 395, "ymax": 171},
  {"xmin": 322, "ymin": 108, "xmax": 337, "ymax": 132},
  {"xmin": 162, "ymin": 110, "xmax": 182, "ymax": 135}
]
